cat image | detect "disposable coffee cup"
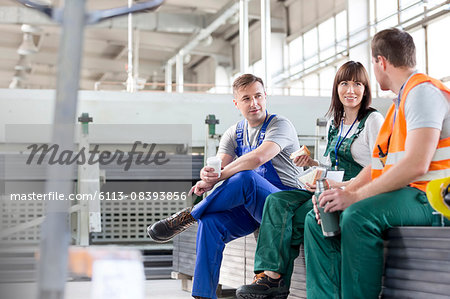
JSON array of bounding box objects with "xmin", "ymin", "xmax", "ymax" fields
[
  {"xmin": 317, "ymin": 206, "xmax": 340, "ymax": 237},
  {"xmin": 207, "ymin": 157, "xmax": 222, "ymax": 178}
]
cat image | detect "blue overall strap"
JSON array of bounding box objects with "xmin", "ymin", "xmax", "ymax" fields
[
  {"xmin": 235, "ymin": 119, "xmax": 246, "ymax": 157},
  {"xmin": 256, "ymin": 114, "xmax": 276, "ymax": 147},
  {"xmin": 253, "ymin": 114, "xmax": 293, "ymax": 191},
  {"xmin": 232, "ymin": 115, "xmax": 293, "ymax": 191}
]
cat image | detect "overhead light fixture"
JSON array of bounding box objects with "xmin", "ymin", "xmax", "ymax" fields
[
  {"xmin": 201, "ymin": 35, "xmax": 213, "ymax": 47},
  {"xmin": 14, "ymin": 55, "xmax": 32, "ymax": 72},
  {"xmin": 228, "ymin": 13, "xmax": 239, "ymax": 25},
  {"xmin": 183, "ymin": 54, "xmax": 192, "ymax": 64},
  {"xmin": 9, "ymin": 78, "xmax": 19, "ymax": 89},
  {"xmin": 33, "ymin": 0, "xmax": 52, "ymax": 5},
  {"xmin": 17, "ymin": 24, "xmax": 42, "ymax": 56},
  {"xmin": 21, "ymin": 24, "xmax": 43, "ymax": 34},
  {"xmin": 9, "ymin": 76, "xmax": 24, "ymax": 89},
  {"xmin": 18, "ymin": 33, "xmax": 38, "ymax": 55}
]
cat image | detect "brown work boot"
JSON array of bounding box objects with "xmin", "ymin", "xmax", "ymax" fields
[{"xmin": 147, "ymin": 207, "xmax": 196, "ymax": 243}]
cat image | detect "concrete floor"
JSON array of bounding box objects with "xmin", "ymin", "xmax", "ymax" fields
[{"xmin": 0, "ymin": 279, "xmax": 194, "ymax": 299}]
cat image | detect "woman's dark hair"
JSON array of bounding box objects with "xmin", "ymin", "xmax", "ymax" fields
[{"xmin": 326, "ymin": 61, "xmax": 374, "ymax": 127}]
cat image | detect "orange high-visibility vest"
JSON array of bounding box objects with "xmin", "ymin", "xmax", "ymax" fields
[{"xmin": 371, "ymin": 73, "xmax": 450, "ymax": 192}]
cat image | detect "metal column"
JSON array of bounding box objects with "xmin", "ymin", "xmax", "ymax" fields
[
  {"xmin": 134, "ymin": 29, "xmax": 140, "ymax": 84},
  {"xmin": 36, "ymin": 0, "xmax": 86, "ymax": 297},
  {"xmin": 239, "ymin": 0, "xmax": 249, "ymax": 74},
  {"xmin": 176, "ymin": 53, "xmax": 184, "ymax": 93},
  {"xmin": 12, "ymin": 1, "xmax": 166, "ymax": 298},
  {"xmin": 165, "ymin": 63, "xmax": 172, "ymax": 92},
  {"xmin": 261, "ymin": 0, "xmax": 271, "ymax": 88},
  {"xmin": 126, "ymin": 0, "xmax": 136, "ymax": 92}
]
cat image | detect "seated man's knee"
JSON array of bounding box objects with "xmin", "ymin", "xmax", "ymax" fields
[
  {"xmin": 231, "ymin": 170, "xmax": 254, "ymax": 180},
  {"xmin": 340, "ymin": 202, "xmax": 374, "ymax": 233},
  {"xmin": 228, "ymin": 170, "xmax": 259, "ymax": 186}
]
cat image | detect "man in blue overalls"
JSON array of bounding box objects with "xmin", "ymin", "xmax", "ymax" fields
[{"xmin": 148, "ymin": 74, "xmax": 302, "ymax": 299}]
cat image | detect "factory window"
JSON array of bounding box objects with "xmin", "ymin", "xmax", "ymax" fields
[
  {"xmin": 319, "ymin": 18, "xmax": 335, "ymax": 62},
  {"xmin": 281, "ymin": 13, "xmax": 347, "ymax": 96},
  {"xmin": 409, "ymin": 28, "xmax": 426, "ymax": 74},
  {"xmin": 303, "ymin": 74, "xmax": 319, "ymax": 96},
  {"xmin": 335, "ymin": 10, "xmax": 347, "ymax": 54},
  {"xmin": 319, "ymin": 67, "xmax": 336, "ymax": 97},
  {"xmin": 303, "ymin": 28, "xmax": 319, "ymax": 69},
  {"xmin": 289, "ymin": 80, "xmax": 304, "ymax": 96},
  {"xmin": 376, "ymin": 0, "xmax": 399, "ymax": 30},
  {"xmin": 275, "ymin": 1, "xmax": 449, "ymax": 96},
  {"xmin": 289, "ymin": 36, "xmax": 303, "ymax": 75},
  {"xmin": 427, "ymin": 16, "xmax": 450, "ymax": 84}
]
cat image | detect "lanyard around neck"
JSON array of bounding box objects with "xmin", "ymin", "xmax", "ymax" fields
[
  {"xmin": 393, "ymin": 82, "xmax": 406, "ymax": 127},
  {"xmin": 246, "ymin": 111, "xmax": 269, "ymax": 147},
  {"xmin": 388, "ymin": 84, "xmax": 405, "ymax": 152},
  {"xmin": 334, "ymin": 117, "xmax": 358, "ymax": 170}
]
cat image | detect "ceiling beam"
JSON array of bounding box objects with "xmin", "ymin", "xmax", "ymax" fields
[
  {"xmin": 0, "ymin": 70, "xmax": 96, "ymax": 90},
  {"xmin": 84, "ymin": 29, "xmax": 191, "ymax": 51},
  {"xmin": 0, "ymin": 46, "xmax": 162, "ymax": 74},
  {"xmin": 165, "ymin": 0, "xmax": 228, "ymax": 12},
  {"xmin": 85, "ymin": 0, "xmax": 227, "ymax": 14},
  {"xmin": 0, "ymin": 6, "xmax": 205, "ymax": 33},
  {"xmin": 166, "ymin": 0, "xmax": 239, "ymax": 65}
]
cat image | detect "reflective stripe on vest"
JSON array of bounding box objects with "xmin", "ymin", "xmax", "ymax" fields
[{"xmin": 371, "ymin": 73, "xmax": 450, "ymax": 191}]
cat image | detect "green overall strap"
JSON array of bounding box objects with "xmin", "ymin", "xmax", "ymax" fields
[{"xmin": 324, "ymin": 111, "xmax": 374, "ymax": 181}]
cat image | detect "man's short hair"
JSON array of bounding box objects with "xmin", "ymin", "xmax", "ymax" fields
[
  {"xmin": 371, "ymin": 28, "xmax": 416, "ymax": 68},
  {"xmin": 232, "ymin": 74, "xmax": 265, "ymax": 96}
]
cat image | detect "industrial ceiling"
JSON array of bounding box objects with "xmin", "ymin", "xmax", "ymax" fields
[{"xmin": 0, "ymin": 0, "xmax": 287, "ymax": 91}]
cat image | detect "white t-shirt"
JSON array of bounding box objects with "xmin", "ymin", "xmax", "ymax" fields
[
  {"xmin": 401, "ymin": 73, "xmax": 450, "ymax": 139},
  {"xmin": 320, "ymin": 111, "xmax": 385, "ymax": 167}
]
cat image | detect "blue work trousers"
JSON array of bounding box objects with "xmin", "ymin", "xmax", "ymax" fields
[{"xmin": 189, "ymin": 170, "xmax": 284, "ymax": 299}]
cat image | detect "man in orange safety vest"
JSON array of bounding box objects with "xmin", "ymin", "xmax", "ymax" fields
[{"xmin": 304, "ymin": 27, "xmax": 450, "ymax": 299}]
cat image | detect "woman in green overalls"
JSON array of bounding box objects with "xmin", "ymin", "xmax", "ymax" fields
[{"xmin": 236, "ymin": 61, "xmax": 384, "ymax": 299}]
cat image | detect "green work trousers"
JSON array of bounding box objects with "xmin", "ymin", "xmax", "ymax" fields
[
  {"xmin": 304, "ymin": 187, "xmax": 435, "ymax": 299},
  {"xmin": 254, "ymin": 189, "xmax": 314, "ymax": 287}
]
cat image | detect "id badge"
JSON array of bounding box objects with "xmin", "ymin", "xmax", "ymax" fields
[{"xmin": 326, "ymin": 170, "xmax": 344, "ymax": 183}]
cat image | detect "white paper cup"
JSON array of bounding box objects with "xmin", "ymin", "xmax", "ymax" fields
[{"xmin": 207, "ymin": 156, "xmax": 222, "ymax": 178}]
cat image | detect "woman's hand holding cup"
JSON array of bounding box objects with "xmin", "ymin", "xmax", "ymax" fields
[{"xmin": 312, "ymin": 195, "xmax": 321, "ymax": 225}]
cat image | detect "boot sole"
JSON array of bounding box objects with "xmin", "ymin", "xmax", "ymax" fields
[
  {"xmin": 147, "ymin": 226, "xmax": 172, "ymax": 243},
  {"xmin": 147, "ymin": 219, "xmax": 195, "ymax": 243},
  {"xmin": 236, "ymin": 290, "xmax": 289, "ymax": 299},
  {"xmin": 273, "ymin": 294, "xmax": 289, "ymax": 299}
]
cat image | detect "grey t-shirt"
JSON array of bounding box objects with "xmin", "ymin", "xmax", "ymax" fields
[
  {"xmin": 398, "ymin": 73, "xmax": 450, "ymax": 140},
  {"xmin": 217, "ymin": 114, "xmax": 301, "ymax": 189}
]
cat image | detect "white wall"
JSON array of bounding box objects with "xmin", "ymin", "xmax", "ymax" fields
[{"xmin": 0, "ymin": 89, "xmax": 393, "ymax": 146}]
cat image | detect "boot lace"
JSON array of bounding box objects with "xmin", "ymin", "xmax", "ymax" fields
[
  {"xmin": 252, "ymin": 272, "xmax": 267, "ymax": 284},
  {"xmin": 167, "ymin": 208, "xmax": 194, "ymax": 229}
]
